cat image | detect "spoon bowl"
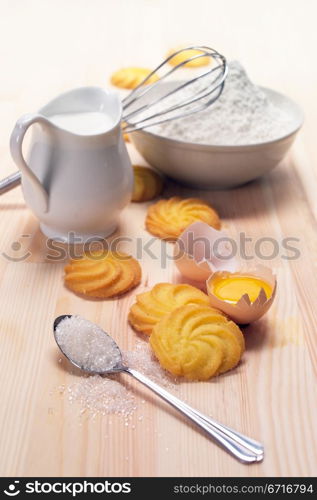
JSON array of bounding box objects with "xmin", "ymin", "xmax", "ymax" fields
[{"xmin": 53, "ymin": 314, "xmax": 126, "ymax": 374}]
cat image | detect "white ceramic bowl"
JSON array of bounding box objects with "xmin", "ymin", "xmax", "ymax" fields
[{"xmin": 130, "ymin": 82, "xmax": 303, "ymax": 189}]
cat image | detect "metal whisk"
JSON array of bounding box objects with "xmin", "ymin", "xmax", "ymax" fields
[
  {"xmin": 0, "ymin": 46, "xmax": 227, "ymax": 195},
  {"xmin": 122, "ymin": 45, "xmax": 227, "ymax": 132}
]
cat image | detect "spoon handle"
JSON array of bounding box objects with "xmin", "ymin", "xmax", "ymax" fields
[{"xmin": 125, "ymin": 367, "xmax": 264, "ymax": 464}]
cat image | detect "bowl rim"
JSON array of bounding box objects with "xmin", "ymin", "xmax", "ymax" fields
[{"xmin": 128, "ymin": 85, "xmax": 304, "ymax": 151}]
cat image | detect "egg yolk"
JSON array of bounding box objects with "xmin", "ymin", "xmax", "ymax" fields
[{"xmin": 212, "ymin": 276, "xmax": 272, "ymax": 304}]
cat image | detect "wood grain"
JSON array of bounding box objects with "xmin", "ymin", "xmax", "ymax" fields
[{"xmin": 0, "ymin": 0, "xmax": 317, "ymax": 477}]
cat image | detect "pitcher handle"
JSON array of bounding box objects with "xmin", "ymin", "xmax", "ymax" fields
[{"xmin": 10, "ymin": 113, "xmax": 49, "ymax": 213}]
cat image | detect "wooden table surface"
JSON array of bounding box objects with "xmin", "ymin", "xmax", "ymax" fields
[{"xmin": 1, "ymin": 0, "xmax": 317, "ymax": 477}]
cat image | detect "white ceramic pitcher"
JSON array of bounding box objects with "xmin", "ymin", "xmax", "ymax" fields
[{"xmin": 10, "ymin": 87, "xmax": 133, "ymax": 242}]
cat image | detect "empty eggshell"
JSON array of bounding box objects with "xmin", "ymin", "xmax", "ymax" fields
[
  {"xmin": 174, "ymin": 221, "xmax": 237, "ymax": 282},
  {"xmin": 206, "ymin": 265, "xmax": 277, "ymax": 324}
]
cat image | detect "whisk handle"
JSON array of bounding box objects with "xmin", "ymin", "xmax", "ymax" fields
[
  {"xmin": 0, "ymin": 171, "xmax": 21, "ymax": 195},
  {"xmin": 125, "ymin": 367, "xmax": 264, "ymax": 464}
]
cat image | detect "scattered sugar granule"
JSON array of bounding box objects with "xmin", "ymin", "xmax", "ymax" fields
[
  {"xmin": 55, "ymin": 315, "xmax": 122, "ymax": 373},
  {"xmin": 124, "ymin": 340, "xmax": 180, "ymax": 389},
  {"xmin": 146, "ymin": 61, "xmax": 296, "ymax": 145},
  {"xmin": 56, "ymin": 339, "xmax": 179, "ymax": 419},
  {"xmin": 65, "ymin": 374, "xmax": 137, "ymax": 418}
]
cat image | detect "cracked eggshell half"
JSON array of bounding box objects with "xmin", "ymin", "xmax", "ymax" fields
[
  {"xmin": 206, "ymin": 265, "xmax": 277, "ymax": 324},
  {"xmin": 174, "ymin": 222, "xmax": 237, "ymax": 282}
]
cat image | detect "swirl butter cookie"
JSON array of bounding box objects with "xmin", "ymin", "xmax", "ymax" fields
[
  {"xmin": 110, "ymin": 67, "xmax": 159, "ymax": 89},
  {"xmin": 128, "ymin": 282, "xmax": 213, "ymax": 335},
  {"xmin": 150, "ymin": 304, "xmax": 245, "ymax": 380},
  {"xmin": 145, "ymin": 196, "xmax": 221, "ymax": 240},
  {"xmin": 64, "ymin": 251, "xmax": 141, "ymax": 298},
  {"xmin": 132, "ymin": 166, "xmax": 163, "ymax": 202}
]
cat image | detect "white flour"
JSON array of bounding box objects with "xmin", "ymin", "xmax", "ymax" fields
[{"xmin": 148, "ymin": 61, "xmax": 295, "ymax": 146}]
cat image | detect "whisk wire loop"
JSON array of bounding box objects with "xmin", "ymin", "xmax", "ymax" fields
[{"xmin": 122, "ymin": 46, "xmax": 227, "ymax": 133}]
